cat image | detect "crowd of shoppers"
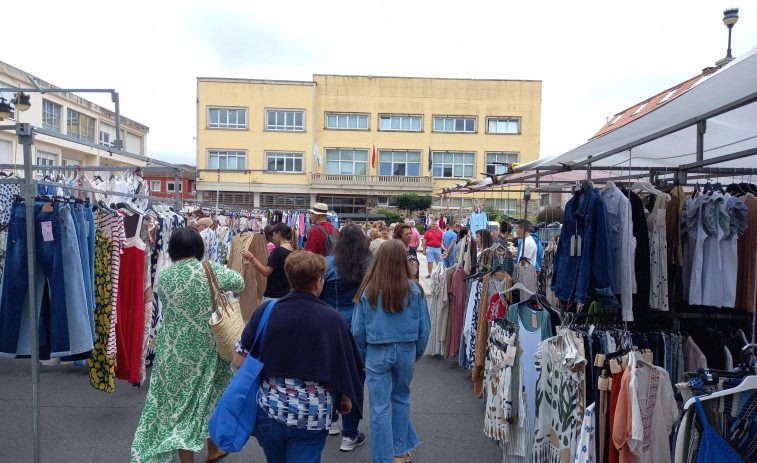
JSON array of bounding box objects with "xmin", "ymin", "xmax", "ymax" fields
[{"xmin": 133, "ymin": 204, "xmax": 431, "ymax": 463}]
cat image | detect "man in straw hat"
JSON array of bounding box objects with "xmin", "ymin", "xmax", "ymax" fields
[{"xmin": 305, "ymin": 202, "xmax": 339, "ymax": 256}]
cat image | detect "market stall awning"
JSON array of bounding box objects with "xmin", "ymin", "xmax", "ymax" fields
[{"xmin": 525, "ymin": 44, "xmax": 757, "ymax": 173}]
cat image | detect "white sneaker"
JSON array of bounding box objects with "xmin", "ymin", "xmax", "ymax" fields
[
  {"xmin": 340, "ymin": 432, "xmax": 366, "ymax": 451},
  {"xmin": 329, "ymin": 421, "xmax": 340, "ymax": 435}
]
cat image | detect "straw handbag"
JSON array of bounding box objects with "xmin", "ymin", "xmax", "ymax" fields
[{"xmin": 203, "ymin": 261, "xmax": 245, "ymax": 362}]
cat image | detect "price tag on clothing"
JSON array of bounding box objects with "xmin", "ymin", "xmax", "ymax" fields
[
  {"xmin": 41, "ymin": 221, "xmax": 54, "ymax": 242},
  {"xmin": 594, "ymin": 353, "xmax": 606, "ymax": 368},
  {"xmin": 503, "ymin": 344, "xmax": 516, "ymax": 366},
  {"xmin": 610, "ymin": 357, "xmax": 623, "ymax": 374}
]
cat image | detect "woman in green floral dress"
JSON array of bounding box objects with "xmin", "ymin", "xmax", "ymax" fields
[{"xmin": 131, "ymin": 227, "xmax": 244, "ymax": 463}]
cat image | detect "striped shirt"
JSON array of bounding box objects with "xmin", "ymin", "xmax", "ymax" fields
[
  {"xmin": 257, "ymin": 377, "xmax": 333, "ymax": 431},
  {"xmin": 97, "ymin": 210, "xmax": 126, "ymax": 358}
]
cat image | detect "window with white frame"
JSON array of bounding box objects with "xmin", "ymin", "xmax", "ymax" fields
[
  {"xmin": 486, "ymin": 117, "xmax": 521, "ymax": 134},
  {"xmin": 266, "ymin": 109, "xmax": 305, "ymax": 131},
  {"xmin": 378, "ymin": 150, "xmax": 421, "ymax": 177},
  {"xmin": 265, "ymin": 152, "xmax": 304, "ymax": 173},
  {"xmin": 208, "ymin": 107, "xmax": 248, "ymax": 129},
  {"xmin": 61, "ymin": 157, "xmax": 81, "ymax": 178},
  {"xmin": 433, "ymin": 116, "xmax": 476, "ymax": 133},
  {"xmin": 166, "ymin": 182, "xmax": 183, "ymax": 193},
  {"xmin": 125, "ymin": 132, "xmax": 143, "ymax": 155},
  {"xmin": 487, "ymin": 198, "xmax": 517, "ymax": 215},
  {"xmin": 150, "ymin": 180, "xmax": 161, "ymax": 192},
  {"xmin": 377, "ymin": 196, "xmax": 395, "ymax": 207},
  {"xmin": 379, "ymin": 115, "xmax": 422, "ymax": 132},
  {"xmin": 42, "ymin": 99, "xmax": 61, "ymax": 133},
  {"xmin": 326, "ymin": 113, "xmax": 369, "ymax": 130},
  {"xmin": 36, "ymin": 151, "xmax": 57, "ymax": 177},
  {"xmin": 208, "ymin": 150, "xmax": 247, "ymax": 170},
  {"xmin": 433, "ymin": 197, "xmax": 474, "ymax": 208},
  {"xmin": 432, "ymin": 152, "xmax": 475, "ymax": 178},
  {"xmin": 325, "ymin": 149, "xmax": 368, "ymax": 175},
  {"xmin": 99, "ymin": 122, "xmax": 116, "ymax": 147},
  {"xmin": 67, "ymin": 109, "xmax": 95, "ymax": 141},
  {"xmin": 485, "ymin": 152, "xmax": 519, "ymax": 175},
  {"xmin": 0, "ymin": 140, "xmax": 11, "ymax": 164}
]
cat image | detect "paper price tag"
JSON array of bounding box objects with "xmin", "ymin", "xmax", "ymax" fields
[
  {"xmin": 594, "ymin": 353, "xmax": 606, "ymax": 368},
  {"xmin": 41, "ymin": 221, "xmax": 54, "ymax": 242},
  {"xmin": 609, "ymin": 357, "xmax": 622, "ymax": 374},
  {"xmin": 503, "ymin": 344, "xmax": 516, "ymax": 366}
]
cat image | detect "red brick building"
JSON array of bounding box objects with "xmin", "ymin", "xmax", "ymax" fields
[{"xmin": 143, "ymin": 163, "xmax": 198, "ymax": 201}]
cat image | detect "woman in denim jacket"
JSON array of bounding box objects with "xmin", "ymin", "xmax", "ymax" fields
[{"xmin": 352, "ymin": 239, "xmax": 431, "ymax": 463}]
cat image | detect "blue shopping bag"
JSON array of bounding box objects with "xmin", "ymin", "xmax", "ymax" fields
[{"xmin": 209, "ymin": 300, "xmax": 276, "ymax": 453}]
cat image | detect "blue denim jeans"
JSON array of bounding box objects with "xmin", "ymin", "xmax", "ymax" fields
[
  {"xmin": 331, "ymin": 363, "xmax": 365, "ymax": 438},
  {"xmin": 58, "ymin": 204, "xmax": 94, "ymax": 354},
  {"xmin": 253, "ymin": 405, "xmax": 329, "ymax": 463},
  {"xmin": 73, "ymin": 204, "xmax": 95, "ymax": 342},
  {"xmin": 366, "ymin": 342, "xmax": 421, "ymax": 463},
  {"xmin": 0, "ymin": 202, "xmax": 70, "ymax": 357}
]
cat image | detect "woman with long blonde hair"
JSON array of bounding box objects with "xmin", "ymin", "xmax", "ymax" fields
[{"xmin": 352, "ymin": 239, "xmax": 431, "ymax": 463}]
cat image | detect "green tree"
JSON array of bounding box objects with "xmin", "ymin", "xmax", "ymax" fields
[
  {"xmin": 395, "ymin": 193, "xmax": 433, "ymax": 215},
  {"xmin": 376, "ymin": 209, "xmax": 403, "ymax": 225}
]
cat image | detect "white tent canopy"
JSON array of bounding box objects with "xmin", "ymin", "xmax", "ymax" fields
[{"xmin": 519, "ymin": 44, "xmax": 757, "ymax": 177}]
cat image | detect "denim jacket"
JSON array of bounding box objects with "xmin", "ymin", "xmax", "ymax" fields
[
  {"xmin": 351, "ymin": 282, "xmax": 431, "ymax": 362},
  {"xmin": 319, "ymin": 255, "xmax": 369, "ymax": 325},
  {"xmin": 551, "ymin": 185, "xmax": 617, "ymax": 306}
]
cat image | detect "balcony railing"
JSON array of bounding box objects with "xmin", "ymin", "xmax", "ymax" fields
[{"xmin": 310, "ymin": 173, "xmax": 433, "ymax": 190}]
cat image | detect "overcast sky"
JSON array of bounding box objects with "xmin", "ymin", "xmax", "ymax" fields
[{"xmin": 3, "ymin": 0, "xmax": 756, "ymax": 167}]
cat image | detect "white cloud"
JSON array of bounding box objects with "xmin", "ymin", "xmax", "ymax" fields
[{"xmin": 2, "ymin": 0, "xmax": 756, "ymax": 166}]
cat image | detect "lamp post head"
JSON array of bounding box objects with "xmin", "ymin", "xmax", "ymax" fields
[
  {"xmin": 12, "ymin": 92, "xmax": 31, "ymax": 112},
  {"xmin": 723, "ymin": 8, "xmax": 739, "ymax": 27}
]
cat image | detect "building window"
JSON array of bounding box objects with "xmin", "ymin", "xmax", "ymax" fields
[
  {"xmin": 66, "ymin": 109, "xmax": 95, "ymax": 141},
  {"xmin": 325, "ymin": 149, "xmax": 368, "ymax": 175},
  {"xmin": 260, "ymin": 194, "xmax": 310, "ymax": 208},
  {"xmin": 486, "ymin": 117, "xmax": 521, "ymax": 134},
  {"xmin": 433, "ymin": 116, "xmax": 476, "ymax": 133},
  {"xmin": 432, "ymin": 152, "xmax": 474, "ymax": 178},
  {"xmin": 659, "ymin": 88, "xmax": 678, "ymax": 104},
  {"xmin": 320, "ymin": 196, "xmax": 367, "ymax": 214},
  {"xmin": 378, "ymin": 115, "xmax": 422, "ymax": 132},
  {"xmin": 99, "ymin": 122, "xmax": 116, "ymax": 147},
  {"xmin": 632, "ymin": 102, "xmax": 648, "ymax": 116},
  {"xmin": 208, "ymin": 107, "xmax": 248, "ymax": 129},
  {"xmin": 265, "ymin": 152, "xmax": 304, "ymax": 173},
  {"xmin": 42, "ymin": 100, "xmax": 61, "ymax": 132},
  {"xmin": 266, "ymin": 109, "xmax": 305, "ymax": 131},
  {"xmin": 378, "ymin": 150, "xmax": 421, "ymax": 177},
  {"xmin": 485, "ymin": 152, "xmax": 519, "ymax": 175},
  {"xmin": 36, "ymin": 151, "xmax": 57, "ymax": 177},
  {"xmin": 433, "ymin": 197, "xmax": 474, "ymax": 208},
  {"xmin": 326, "ymin": 113, "xmax": 369, "ymax": 130},
  {"xmin": 150, "ymin": 180, "xmax": 161, "ymax": 192},
  {"xmin": 208, "ymin": 150, "xmax": 247, "ymax": 170},
  {"xmin": 167, "ymin": 182, "xmax": 183, "ymax": 193},
  {"xmin": 377, "ymin": 196, "xmax": 395, "ymax": 207},
  {"xmin": 61, "ymin": 157, "xmax": 82, "ymax": 177},
  {"xmin": 125, "ymin": 132, "xmax": 143, "ymax": 155},
  {"xmin": 0, "ymin": 140, "xmax": 10, "ymax": 164},
  {"xmin": 487, "ymin": 199, "xmax": 517, "ymax": 215}
]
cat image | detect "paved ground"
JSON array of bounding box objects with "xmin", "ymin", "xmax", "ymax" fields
[{"xmin": 0, "ymin": 255, "xmax": 504, "ymax": 462}]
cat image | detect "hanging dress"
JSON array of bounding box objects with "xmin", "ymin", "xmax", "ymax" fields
[{"xmin": 648, "ymin": 194, "xmax": 669, "ymax": 311}]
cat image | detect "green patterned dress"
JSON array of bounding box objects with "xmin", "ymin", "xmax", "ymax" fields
[{"xmin": 131, "ymin": 259, "xmax": 244, "ymax": 462}]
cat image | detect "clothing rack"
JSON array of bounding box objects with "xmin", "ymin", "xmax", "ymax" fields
[{"xmin": 0, "ymin": 122, "xmax": 196, "ymax": 463}]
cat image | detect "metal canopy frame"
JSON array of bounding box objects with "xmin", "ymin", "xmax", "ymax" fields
[{"xmin": 0, "ymin": 118, "xmax": 195, "ymax": 463}]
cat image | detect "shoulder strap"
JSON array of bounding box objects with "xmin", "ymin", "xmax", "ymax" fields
[
  {"xmin": 252, "ymin": 300, "xmax": 276, "ymax": 358},
  {"xmin": 314, "ymin": 224, "xmax": 327, "ymax": 235},
  {"xmin": 202, "ymin": 261, "xmax": 217, "ymax": 309}
]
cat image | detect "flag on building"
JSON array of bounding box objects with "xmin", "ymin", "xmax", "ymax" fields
[
  {"xmin": 428, "ymin": 145, "xmax": 433, "ymax": 172},
  {"xmin": 314, "ymin": 141, "xmax": 322, "ymax": 167},
  {"xmin": 371, "ymin": 144, "xmax": 376, "ymax": 168}
]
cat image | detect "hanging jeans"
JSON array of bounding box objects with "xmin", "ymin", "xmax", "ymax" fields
[
  {"xmin": 58, "ymin": 203, "xmax": 94, "ymax": 356},
  {"xmin": 72, "ymin": 203, "xmax": 96, "ymax": 342},
  {"xmin": 366, "ymin": 342, "xmax": 421, "ymax": 463},
  {"xmin": 0, "ymin": 202, "xmax": 70, "ymax": 357}
]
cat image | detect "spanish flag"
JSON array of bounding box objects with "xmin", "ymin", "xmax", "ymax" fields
[{"xmin": 371, "ymin": 144, "xmax": 376, "ymax": 168}]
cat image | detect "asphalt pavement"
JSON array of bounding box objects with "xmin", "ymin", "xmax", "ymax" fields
[{"xmin": 0, "ymin": 254, "xmax": 504, "ymax": 462}]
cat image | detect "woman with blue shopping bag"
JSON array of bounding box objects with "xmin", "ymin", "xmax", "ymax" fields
[{"xmin": 229, "ymin": 250, "xmax": 364, "ymax": 462}]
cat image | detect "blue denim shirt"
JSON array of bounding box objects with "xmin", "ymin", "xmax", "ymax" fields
[
  {"xmin": 551, "ymin": 185, "xmax": 617, "ymax": 306},
  {"xmin": 319, "ymin": 255, "xmax": 369, "ymax": 325},
  {"xmin": 351, "ymin": 282, "xmax": 431, "ymax": 362}
]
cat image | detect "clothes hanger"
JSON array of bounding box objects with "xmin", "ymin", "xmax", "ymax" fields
[
  {"xmin": 684, "ymin": 375, "xmax": 757, "ymax": 411},
  {"xmin": 503, "ymin": 282, "xmax": 535, "ymax": 296}
]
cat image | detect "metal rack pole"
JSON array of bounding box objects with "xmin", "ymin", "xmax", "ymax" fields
[{"xmin": 17, "ymin": 123, "xmax": 41, "ymax": 463}]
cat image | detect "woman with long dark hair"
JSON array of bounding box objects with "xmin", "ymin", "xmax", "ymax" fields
[
  {"xmin": 352, "ymin": 239, "xmax": 431, "ymax": 463},
  {"xmin": 243, "ymin": 222, "xmax": 297, "ymax": 302},
  {"xmin": 319, "ymin": 224, "xmax": 373, "ymax": 449}
]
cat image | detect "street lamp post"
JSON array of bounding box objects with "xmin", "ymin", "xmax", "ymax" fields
[{"xmin": 718, "ymin": 8, "xmax": 740, "ymax": 65}]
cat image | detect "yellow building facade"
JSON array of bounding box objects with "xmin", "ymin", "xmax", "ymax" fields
[{"xmin": 196, "ymin": 75, "xmax": 541, "ymax": 215}]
